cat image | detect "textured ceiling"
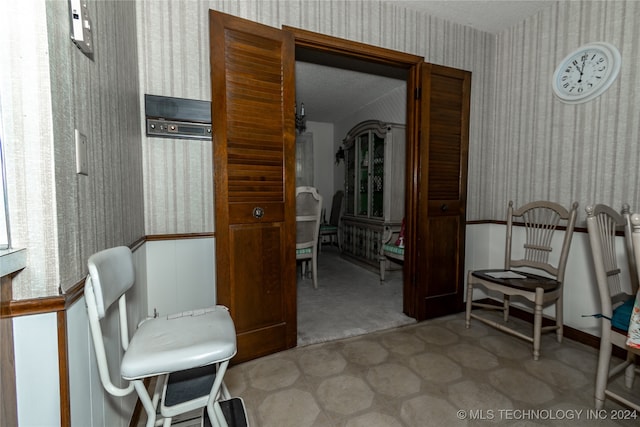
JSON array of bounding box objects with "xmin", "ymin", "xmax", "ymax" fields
[
  {"xmin": 296, "ymin": 0, "xmax": 556, "ymax": 125},
  {"xmin": 386, "ymin": 0, "xmax": 556, "ymax": 33}
]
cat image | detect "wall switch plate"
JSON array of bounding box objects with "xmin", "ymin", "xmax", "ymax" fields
[
  {"xmin": 75, "ymin": 129, "xmax": 88, "ymax": 176},
  {"xmin": 69, "ymin": 0, "xmax": 94, "ymax": 58}
]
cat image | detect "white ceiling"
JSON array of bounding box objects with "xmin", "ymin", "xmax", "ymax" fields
[
  {"xmin": 296, "ymin": 0, "xmax": 556, "ymax": 124},
  {"xmin": 386, "ymin": 0, "xmax": 556, "ymax": 34}
]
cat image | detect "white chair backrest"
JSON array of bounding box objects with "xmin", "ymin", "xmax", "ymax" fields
[
  {"xmin": 296, "ymin": 186, "xmax": 322, "ymax": 249},
  {"xmin": 85, "ymin": 246, "xmax": 136, "ymax": 397},
  {"xmin": 87, "ymin": 246, "xmax": 135, "ymax": 319}
]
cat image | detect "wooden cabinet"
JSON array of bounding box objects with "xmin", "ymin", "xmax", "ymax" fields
[{"xmin": 341, "ymin": 120, "xmax": 405, "ymax": 269}]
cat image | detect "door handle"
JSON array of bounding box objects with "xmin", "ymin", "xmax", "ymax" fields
[
  {"xmin": 440, "ymin": 204, "xmax": 448, "ymax": 212},
  {"xmin": 253, "ymin": 207, "xmax": 265, "ymax": 219}
]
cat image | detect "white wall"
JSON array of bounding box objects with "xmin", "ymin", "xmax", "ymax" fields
[
  {"xmin": 306, "ymin": 121, "xmax": 335, "ymax": 216},
  {"xmin": 13, "ymin": 313, "xmax": 60, "ymax": 426}
]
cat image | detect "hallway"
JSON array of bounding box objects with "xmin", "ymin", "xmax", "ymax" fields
[{"xmin": 297, "ymin": 245, "xmax": 415, "ymax": 346}]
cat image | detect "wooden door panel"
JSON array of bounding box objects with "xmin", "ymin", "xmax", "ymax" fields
[
  {"xmin": 230, "ymin": 224, "xmax": 284, "ymax": 331},
  {"xmin": 210, "ymin": 10, "xmax": 296, "ymax": 363},
  {"xmin": 414, "ymin": 63, "xmax": 470, "ymax": 320},
  {"xmin": 424, "ymin": 216, "xmax": 461, "ymax": 295}
]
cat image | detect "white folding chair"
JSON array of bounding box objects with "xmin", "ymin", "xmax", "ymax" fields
[{"xmin": 85, "ymin": 246, "xmax": 248, "ymax": 427}]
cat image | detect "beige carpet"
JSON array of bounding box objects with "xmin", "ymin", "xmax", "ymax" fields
[
  {"xmin": 297, "ymin": 245, "xmax": 415, "ymax": 347},
  {"xmin": 227, "ymin": 312, "xmax": 640, "ymax": 427}
]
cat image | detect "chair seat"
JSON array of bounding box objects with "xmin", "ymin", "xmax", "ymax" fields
[
  {"xmin": 296, "ymin": 247, "xmax": 312, "ymax": 255},
  {"xmin": 383, "ymin": 244, "xmax": 405, "ymax": 256},
  {"xmin": 319, "ymin": 224, "xmax": 337, "ymax": 233},
  {"xmin": 612, "ymin": 297, "xmax": 635, "ymax": 331},
  {"xmin": 471, "ymin": 269, "xmax": 561, "ymax": 293},
  {"xmin": 121, "ymin": 306, "xmax": 236, "ymax": 380}
]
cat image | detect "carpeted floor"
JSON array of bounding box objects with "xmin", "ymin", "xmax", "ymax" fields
[{"xmin": 297, "ymin": 245, "xmax": 416, "ymax": 346}]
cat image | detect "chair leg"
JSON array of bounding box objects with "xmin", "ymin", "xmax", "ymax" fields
[
  {"xmin": 503, "ymin": 295, "xmax": 510, "ymax": 322},
  {"xmin": 532, "ymin": 288, "xmax": 544, "ymax": 361},
  {"xmin": 465, "ymin": 273, "xmax": 473, "ymax": 328},
  {"xmin": 624, "ymin": 352, "xmax": 636, "ymax": 389},
  {"xmin": 595, "ymin": 328, "xmax": 612, "ymax": 409},
  {"xmin": 556, "ymin": 295, "xmax": 564, "ymax": 343},
  {"xmin": 133, "ymin": 379, "xmax": 159, "ymax": 427},
  {"xmin": 312, "ymin": 254, "xmax": 318, "ymax": 289}
]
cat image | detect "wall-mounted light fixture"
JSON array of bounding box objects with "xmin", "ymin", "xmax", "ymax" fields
[{"xmin": 295, "ymin": 102, "xmax": 306, "ymax": 133}]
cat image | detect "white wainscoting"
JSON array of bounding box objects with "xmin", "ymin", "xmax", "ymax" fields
[
  {"xmin": 13, "ymin": 312, "xmax": 60, "ymax": 426},
  {"xmin": 145, "ymin": 238, "xmax": 216, "ymax": 317}
]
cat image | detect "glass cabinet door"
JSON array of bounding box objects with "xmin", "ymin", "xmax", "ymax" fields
[
  {"xmin": 344, "ymin": 142, "xmax": 355, "ymax": 215},
  {"xmin": 357, "ymin": 133, "xmax": 370, "ymax": 216},
  {"xmin": 371, "ymin": 133, "xmax": 385, "ymax": 218}
]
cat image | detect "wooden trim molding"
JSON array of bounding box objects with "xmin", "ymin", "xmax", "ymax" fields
[
  {"xmin": 467, "ymin": 219, "xmax": 592, "ymax": 235},
  {"xmin": 58, "ymin": 310, "xmax": 70, "ymax": 427},
  {"xmin": 145, "ymin": 232, "xmax": 215, "ymax": 241},
  {"xmin": 282, "ymin": 25, "xmax": 422, "ymax": 67}
]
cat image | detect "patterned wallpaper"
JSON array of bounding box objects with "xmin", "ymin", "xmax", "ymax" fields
[
  {"xmin": 481, "ymin": 0, "xmax": 640, "ymax": 224},
  {"xmin": 2, "ymin": 0, "xmax": 144, "ymax": 298},
  {"xmin": 136, "ymin": 0, "xmax": 494, "ymax": 234},
  {"xmin": 138, "ymin": 0, "xmax": 640, "ymax": 233},
  {"xmin": 0, "ymin": 0, "xmax": 58, "ymax": 298}
]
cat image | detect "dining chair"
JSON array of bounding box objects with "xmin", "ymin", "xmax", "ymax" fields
[
  {"xmin": 379, "ymin": 219, "xmax": 405, "ymax": 281},
  {"xmin": 586, "ymin": 204, "xmax": 640, "ymax": 411},
  {"xmin": 465, "ymin": 200, "xmax": 578, "ymax": 360},
  {"xmin": 296, "ymin": 186, "xmax": 323, "ymax": 289},
  {"xmin": 85, "ymin": 246, "xmax": 248, "ymax": 427},
  {"xmin": 319, "ymin": 190, "xmax": 343, "ymax": 251}
]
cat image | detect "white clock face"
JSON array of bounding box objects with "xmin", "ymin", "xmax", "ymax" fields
[{"xmin": 552, "ymin": 42, "xmax": 621, "ymax": 104}]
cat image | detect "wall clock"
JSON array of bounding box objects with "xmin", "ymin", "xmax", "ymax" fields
[{"xmin": 552, "ymin": 42, "xmax": 621, "ymax": 104}]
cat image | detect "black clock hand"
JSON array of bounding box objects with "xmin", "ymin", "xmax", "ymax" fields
[{"xmin": 577, "ymin": 58, "xmax": 586, "ymax": 83}]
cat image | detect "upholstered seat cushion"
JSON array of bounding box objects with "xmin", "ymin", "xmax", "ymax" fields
[
  {"xmin": 383, "ymin": 244, "xmax": 404, "ymax": 255},
  {"xmin": 296, "ymin": 247, "xmax": 312, "ymax": 255},
  {"xmin": 121, "ymin": 306, "xmax": 237, "ymax": 380},
  {"xmin": 612, "ymin": 297, "xmax": 635, "ymax": 331},
  {"xmin": 319, "ymin": 224, "xmax": 338, "ymax": 233}
]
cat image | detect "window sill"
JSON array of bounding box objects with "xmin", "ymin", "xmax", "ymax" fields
[{"xmin": 0, "ymin": 248, "xmax": 26, "ymax": 277}]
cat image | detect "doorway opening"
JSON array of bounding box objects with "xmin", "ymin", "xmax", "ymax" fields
[{"xmin": 293, "ymin": 46, "xmax": 414, "ymax": 346}]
